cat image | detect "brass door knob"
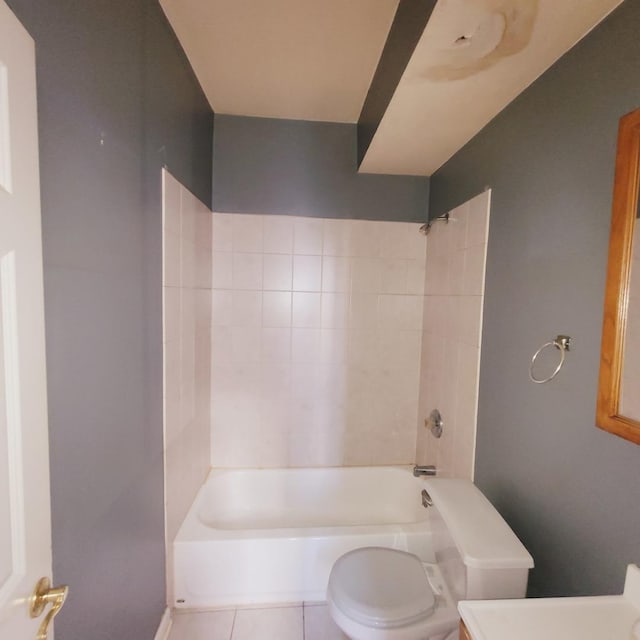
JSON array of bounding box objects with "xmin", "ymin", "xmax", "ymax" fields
[{"xmin": 29, "ymin": 577, "xmax": 69, "ymax": 640}]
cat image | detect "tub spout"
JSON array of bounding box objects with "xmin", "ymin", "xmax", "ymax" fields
[{"xmin": 413, "ymin": 465, "xmax": 436, "ymax": 477}]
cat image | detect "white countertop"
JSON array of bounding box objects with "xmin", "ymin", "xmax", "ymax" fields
[{"xmin": 459, "ymin": 565, "xmax": 640, "ymax": 640}]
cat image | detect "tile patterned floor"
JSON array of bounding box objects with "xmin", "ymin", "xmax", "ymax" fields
[{"xmin": 167, "ymin": 603, "xmax": 348, "ymax": 640}]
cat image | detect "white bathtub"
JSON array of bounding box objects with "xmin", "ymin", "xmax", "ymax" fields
[{"xmin": 173, "ymin": 466, "xmax": 434, "ymax": 608}]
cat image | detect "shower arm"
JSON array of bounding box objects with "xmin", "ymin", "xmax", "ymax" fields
[{"xmin": 419, "ymin": 212, "xmax": 449, "ymax": 236}]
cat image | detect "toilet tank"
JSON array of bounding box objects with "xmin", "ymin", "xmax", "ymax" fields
[{"xmin": 423, "ymin": 479, "xmax": 533, "ymax": 601}]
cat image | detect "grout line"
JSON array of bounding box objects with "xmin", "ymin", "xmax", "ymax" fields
[
  {"xmin": 302, "ymin": 602, "xmax": 306, "ymax": 640},
  {"xmin": 228, "ymin": 608, "xmax": 237, "ymax": 640}
]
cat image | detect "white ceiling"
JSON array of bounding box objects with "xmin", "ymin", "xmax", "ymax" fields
[
  {"xmin": 159, "ymin": 0, "xmax": 399, "ymax": 123},
  {"xmin": 161, "ymin": 0, "xmax": 624, "ymax": 176},
  {"xmin": 360, "ymin": 0, "xmax": 624, "ymax": 175}
]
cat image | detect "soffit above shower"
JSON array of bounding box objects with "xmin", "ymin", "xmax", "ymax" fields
[
  {"xmin": 160, "ymin": 0, "xmax": 624, "ymax": 175},
  {"xmin": 158, "ymin": 0, "xmax": 400, "ymax": 122},
  {"xmin": 359, "ymin": 0, "xmax": 624, "ymax": 175}
]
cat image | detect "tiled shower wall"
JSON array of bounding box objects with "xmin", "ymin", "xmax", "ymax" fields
[
  {"xmin": 162, "ymin": 170, "xmax": 212, "ymax": 601},
  {"xmin": 416, "ymin": 190, "xmax": 490, "ymax": 479},
  {"xmin": 210, "ymin": 214, "xmax": 427, "ymax": 467}
]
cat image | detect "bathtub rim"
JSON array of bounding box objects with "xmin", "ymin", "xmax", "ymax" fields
[{"xmin": 175, "ymin": 464, "xmax": 433, "ymax": 542}]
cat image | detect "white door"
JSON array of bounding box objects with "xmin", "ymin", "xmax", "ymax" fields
[{"xmin": 0, "ymin": 2, "xmax": 66, "ymax": 639}]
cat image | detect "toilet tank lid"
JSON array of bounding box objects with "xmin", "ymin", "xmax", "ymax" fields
[{"xmin": 423, "ymin": 479, "xmax": 534, "ymax": 570}]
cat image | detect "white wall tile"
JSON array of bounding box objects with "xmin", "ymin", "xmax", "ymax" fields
[
  {"xmin": 260, "ymin": 399, "xmax": 293, "ymax": 451},
  {"xmin": 323, "ymin": 218, "xmax": 351, "ymax": 256},
  {"xmin": 416, "ymin": 190, "xmax": 490, "ymax": 481},
  {"xmin": 320, "ymin": 329, "xmax": 349, "ymax": 364},
  {"xmin": 181, "ymin": 327, "xmax": 196, "ymax": 424},
  {"xmin": 462, "ymin": 243, "xmax": 487, "ymax": 295},
  {"xmin": 379, "ymin": 330, "xmax": 422, "ymax": 370},
  {"xmin": 232, "ymin": 290, "xmax": 262, "ymax": 326},
  {"xmin": 232, "ymin": 213, "xmax": 263, "ymax": 252},
  {"xmin": 212, "ymin": 290, "xmax": 233, "ymax": 326},
  {"xmin": 196, "ymin": 246, "xmax": 212, "ymax": 289},
  {"xmin": 195, "ymin": 289, "xmax": 212, "ymax": 329},
  {"xmin": 456, "ymin": 296, "xmax": 484, "ymax": 347},
  {"xmin": 318, "ymin": 365, "xmax": 348, "ymax": 406},
  {"xmin": 211, "ymin": 325, "xmax": 233, "ymax": 364},
  {"xmin": 322, "ymin": 256, "xmax": 351, "ymax": 292},
  {"xmin": 212, "ymin": 251, "xmax": 233, "ymax": 289},
  {"xmin": 291, "ymin": 328, "xmax": 321, "ymax": 363},
  {"xmin": 163, "ymin": 287, "xmax": 180, "ymax": 345},
  {"xmin": 263, "ymin": 291, "xmax": 292, "ymax": 327},
  {"xmin": 263, "ymin": 215, "xmax": 294, "ymax": 253},
  {"xmin": 424, "ymin": 246, "xmax": 449, "ymax": 296},
  {"xmin": 451, "ymin": 202, "xmax": 469, "ymax": 251},
  {"xmin": 349, "ymin": 293, "xmax": 378, "ymax": 329},
  {"xmin": 455, "ymin": 342, "xmax": 480, "ymax": 467},
  {"xmin": 210, "ymin": 213, "xmax": 428, "ymax": 468},
  {"xmin": 262, "ymin": 363, "xmax": 292, "ymax": 401},
  {"xmin": 378, "ymin": 221, "xmax": 409, "ymax": 258},
  {"xmin": 292, "ymin": 292, "xmax": 321, "ymax": 328},
  {"xmin": 232, "ymin": 252, "xmax": 263, "ymax": 290},
  {"xmin": 466, "ymin": 191, "xmax": 491, "ymax": 247},
  {"xmin": 231, "ymin": 327, "xmax": 262, "ymax": 363},
  {"xmin": 294, "ymin": 218, "xmax": 324, "ymax": 254},
  {"xmin": 181, "ymin": 189, "xmax": 198, "ymax": 246},
  {"xmin": 163, "ymin": 231, "xmax": 181, "ymax": 288},
  {"xmin": 422, "ymin": 295, "xmax": 443, "ymax": 337},
  {"xmin": 348, "ymin": 328, "xmax": 379, "ymax": 366},
  {"xmin": 262, "ymin": 327, "xmax": 292, "ymax": 363},
  {"xmin": 181, "ymin": 239, "xmax": 196, "ymax": 289},
  {"xmin": 380, "ymin": 258, "xmax": 408, "ymax": 294},
  {"xmin": 378, "ymin": 295, "xmax": 423, "ymax": 331},
  {"xmin": 263, "ymin": 253, "xmax": 293, "ymax": 291},
  {"xmin": 162, "ymin": 171, "xmax": 212, "ymax": 604},
  {"xmin": 406, "ymin": 222, "xmax": 429, "ymax": 259},
  {"xmin": 351, "ymin": 257, "xmax": 381, "ymax": 292},
  {"xmin": 212, "ymin": 212, "xmax": 233, "ymax": 251},
  {"xmin": 164, "ymin": 336, "xmax": 181, "ymax": 444},
  {"xmin": 448, "ymin": 249, "xmax": 465, "ymax": 296},
  {"xmin": 196, "ymin": 204, "xmax": 212, "ymax": 250},
  {"xmin": 291, "ymin": 363, "xmax": 321, "ymax": 409},
  {"xmin": 407, "ymin": 258, "xmax": 427, "ymax": 295},
  {"xmin": 350, "ymin": 220, "xmax": 380, "ymax": 257},
  {"xmin": 293, "ymin": 254, "xmax": 322, "ymax": 291},
  {"xmin": 321, "ymin": 293, "xmax": 349, "ymax": 329},
  {"xmin": 163, "ymin": 171, "xmax": 181, "ymax": 235}
]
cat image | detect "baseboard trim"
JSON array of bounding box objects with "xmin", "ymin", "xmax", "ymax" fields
[{"xmin": 154, "ymin": 607, "xmax": 172, "ymax": 640}]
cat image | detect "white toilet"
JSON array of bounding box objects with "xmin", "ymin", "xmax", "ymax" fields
[{"xmin": 326, "ymin": 478, "xmax": 534, "ymax": 640}]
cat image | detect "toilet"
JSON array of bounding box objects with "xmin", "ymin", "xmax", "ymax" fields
[{"xmin": 326, "ymin": 478, "xmax": 534, "ymax": 640}]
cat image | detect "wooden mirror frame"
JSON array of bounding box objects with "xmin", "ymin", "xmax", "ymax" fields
[{"xmin": 596, "ymin": 107, "xmax": 640, "ymax": 444}]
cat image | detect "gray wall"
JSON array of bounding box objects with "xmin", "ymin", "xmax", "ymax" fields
[
  {"xmin": 430, "ymin": 0, "xmax": 640, "ymax": 597},
  {"xmin": 6, "ymin": 1, "xmax": 213, "ymax": 638},
  {"xmin": 213, "ymin": 115, "xmax": 429, "ymax": 222}
]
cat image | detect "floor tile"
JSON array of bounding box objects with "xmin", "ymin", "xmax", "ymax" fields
[
  {"xmin": 168, "ymin": 609, "xmax": 235, "ymax": 640},
  {"xmin": 304, "ymin": 604, "xmax": 348, "ymax": 640},
  {"xmin": 231, "ymin": 606, "xmax": 303, "ymax": 640}
]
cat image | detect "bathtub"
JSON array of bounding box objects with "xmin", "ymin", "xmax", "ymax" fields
[{"xmin": 173, "ymin": 466, "xmax": 435, "ymax": 608}]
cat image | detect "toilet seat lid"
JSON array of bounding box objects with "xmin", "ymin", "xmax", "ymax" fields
[{"xmin": 328, "ymin": 547, "xmax": 436, "ymax": 628}]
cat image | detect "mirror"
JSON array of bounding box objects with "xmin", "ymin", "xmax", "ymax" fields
[{"xmin": 597, "ymin": 107, "xmax": 640, "ymax": 444}]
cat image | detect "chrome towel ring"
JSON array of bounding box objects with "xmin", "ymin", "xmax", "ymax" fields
[{"xmin": 529, "ymin": 335, "xmax": 572, "ymax": 384}]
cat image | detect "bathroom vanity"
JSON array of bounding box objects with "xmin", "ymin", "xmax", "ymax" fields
[{"xmin": 458, "ymin": 564, "xmax": 640, "ymax": 640}]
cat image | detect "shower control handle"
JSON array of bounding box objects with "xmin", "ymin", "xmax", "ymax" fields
[{"xmin": 425, "ymin": 409, "xmax": 443, "ymax": 438}]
